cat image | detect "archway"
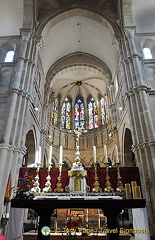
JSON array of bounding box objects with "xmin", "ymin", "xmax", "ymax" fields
[{"xmin": 24, "ymin": 130, "xmax": 35, "ymax": 166}]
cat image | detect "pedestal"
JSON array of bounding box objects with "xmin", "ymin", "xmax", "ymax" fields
[
  {"xmin": 104, "ymin": 209, "xmax": 120, "ymax": 240},
  {"xmin": 37, "ymin": 210, "xmax": 55, "ymax": 240}
]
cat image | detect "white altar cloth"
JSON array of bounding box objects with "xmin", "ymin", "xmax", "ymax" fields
[
  {"xmin": 132, "ymin": 208, "xmax": 150, "ymax": 240},
  {"xmin": 6, "ymin": 208, "xmax": 24, "ymax": 240}
]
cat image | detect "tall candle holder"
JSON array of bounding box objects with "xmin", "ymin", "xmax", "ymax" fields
[
  {"xmin": 43, "ymin": 163, "xmax": 53, "ymax": 193},
  {"xmin": 92, "ymin": 162, "xmax": 102, "ymax": 193},
  {"xmin": 31, "ymin": 163, "xmax": 42, "ymax": 194},
  {"xmin": 116, "ymin": 162, "xmax": 125, "ymax": 192},
  {"xmin": 54, "ymin": 163, "xmax": 63, "ymax": 193},
  {"xmin": 104, "ymin": 163, "xmax": 114, "ymax": 192}
]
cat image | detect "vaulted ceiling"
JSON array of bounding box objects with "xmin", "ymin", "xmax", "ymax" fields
[
  {"xmin": 39, "ymin": 10, "xmax": 118, "ymax": 102},
  {"xmin": 0, "ymin": 0, "xmax": 155, "ymax": 104}
]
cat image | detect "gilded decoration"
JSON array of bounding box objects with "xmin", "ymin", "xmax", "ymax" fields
[{"xmin": 68, "ymin": 170, "xmax": 87, "ymax": 178}]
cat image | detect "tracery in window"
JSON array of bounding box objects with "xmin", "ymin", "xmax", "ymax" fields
[
  {"xmin": 61, "ymin": 98, "xmax": 71, "ymax": 129},
  {"xmin": 100, "ymin": 96, "xmax": 109, "ymax": 125},
  {"xmin": 74, "ymin": 98, "xmax": 85, "ymax": 129},
  {"xmin": 4, "ymin": 50, "xmax": 14, "ymax": 62},
  {"xmin": 52, "ymin": 97, "xmax": 58, "ymax": 126},
  {"xmin": 88, "ymin": 98, "xmax": 99, "ymax": 129},
  {"xmin": 143, "ymin": 48, "xmax": 153, "ymax": 59}
]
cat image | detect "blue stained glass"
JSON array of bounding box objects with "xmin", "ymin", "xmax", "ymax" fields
[
  {"xmin": 88, "ymin": 98, "xmax": 98, "ymax": 129},
  {"xmin": 74, "ymin": 99, "xmax": 85, "ymax": 129},
  {"xmin": 61, "ymin": 98, "xmax": 71, "ymax": 129}
]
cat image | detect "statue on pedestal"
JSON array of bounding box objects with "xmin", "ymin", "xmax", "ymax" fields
[{"xmin": 65, "ymin": 128, "xmax": 90, "ymax": 194}]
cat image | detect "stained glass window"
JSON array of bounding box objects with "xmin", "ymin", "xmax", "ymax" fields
[
  {"xmin": 52, "ymin": 97, "xmax": 58, "ymax": 126},
  {"xmin": 100, "ymin": 96, "xmax": 108, "ymax": 125},
  {"xmin": 74, "ymin": 99, "xmax": 85, "ymax": 129},
  {"xmin": 61, "ymin": 98, "xmax": 71, "ymax": 129},
  {"xmin": 88, "ymin": 98, "xmax": 99, "ymax": 129}
]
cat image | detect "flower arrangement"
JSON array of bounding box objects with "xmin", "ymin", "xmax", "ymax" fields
[
  {"xmin": 14, "ymin": 173, "xmax": 34, "ymax": 200},
  {"xmin": 66, "ymin": 213, "xmax": 82, "ymax": 229}
]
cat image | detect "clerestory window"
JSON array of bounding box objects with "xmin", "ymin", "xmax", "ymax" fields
[
  {"xmin": 88, "ymin": 98, "xmax": 99, "ymax": 129},
  {"xmin": 143, "ymin": 48, "xmax": 153, "ymax": 59},
  {"xmin": 4, "ymin": 50, "xmax": 14, "ymax": 62},
  {"xmin": 61, "ymin": 97, "xmax": 71, "ymax": 129}
]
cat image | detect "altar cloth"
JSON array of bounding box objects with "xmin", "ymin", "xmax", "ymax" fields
[
  {"xmin": 132, "ymin": 208, "xmax": 150, "ymax": 240},
  {"xmin": 33, "ymin": 195, "xmax": 121, "ymax": 200}
]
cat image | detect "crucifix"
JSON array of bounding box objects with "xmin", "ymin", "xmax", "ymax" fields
[{"xmin": 73, "ymin": 127, "xmax": 82, "ymax": 163}]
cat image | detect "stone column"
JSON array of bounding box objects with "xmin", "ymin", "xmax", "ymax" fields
[
  {"xmin": 0, "ymin": 30, "xmax": 31, "ymax": 220},
  {"xmin": 121, "ymin": 28, "xmax": 155, "ymax": 234}
]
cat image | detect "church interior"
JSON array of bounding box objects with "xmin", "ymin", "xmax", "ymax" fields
[{"xmin": 0, "ymin": 0, "xmax": 155, "ymax": 240}]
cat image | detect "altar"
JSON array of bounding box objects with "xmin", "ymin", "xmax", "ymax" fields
[
  {"xmin": 10, "ymin": 128, "xmax": 146, "ymax": 240},
  {"xmin": 11, "ymin": 197, "xmax": 146, "ymax": 240}
]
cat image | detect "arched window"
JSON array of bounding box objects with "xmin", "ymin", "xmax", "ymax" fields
[
  {"xmin": 52, "ymin": 97, "xmax": 58, "ymax": 126},
  {"xmin": 143, "ymin": 48, "xmax": 153, "ymax": 59},
  {"xmin": 74, "ymin": 98, "xmax": 85, "ymax": 129},
  {"xmin": 100, "ymin": 96, "xmax": 109, "ymax": 125},
  {"xmin": 4, "ymin": 50, "xmax": 14, "ymax": 62},
  {"xmin": 88, "ymin": 98, "xmax": 99, "ymax": 129},
  {"xmin": 61, "ymin": 98, "xmax": 71, "ymax": 129}
]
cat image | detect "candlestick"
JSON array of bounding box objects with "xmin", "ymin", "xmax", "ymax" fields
[
  {"xmin": 104, "ymin": 145, "xmax": 108, "ymax": 163},
  {"xmin": 31, "ymin": 163, "xmax": 42, "ymax": 194},
  {"xmin": 54, "ymin": 163, "xmax": 63, "ymax": 192},
  {"xmin": 59, "ymin": 146, "xmax": 63, "ymax": 164},
  {"xmin": 131, "ymin": 181, "xmax": 137, "ymax": 198},
  {"xmin": 48, "ymin": 146, "xmax": 52, "ymax": 164},
  {"xmin": 93, "ymin": 145, "xmax": 97, "ymax": 163},
  {"xmin": 116, "ymin": 163, "xmax": 125, "ymax": 192},
  {"xmin": 125, "ymin": 183, "xmax": 132, "ymax": 199},
  {"xmin": 43, "ymin": 163, "xmax": 52, "ymax": 193},
  {"xmin": 104, "ymin": 163, "xmax": 114, "ymax": 192},
  {"xmin": 92, "ymin": 162, "xmax": 102, "ymax": 192},
  {"xmin": 115, "ymin": 145, "xmax": 119, "ymax": 163}
]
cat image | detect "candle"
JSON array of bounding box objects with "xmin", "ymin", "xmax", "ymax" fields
[
  {"xmin": 48, "ymin": 146, "xmax": 52, "ymax": 164},
  {"xmin": 134, "ymin": 186, "xmax": 142, "ymax": 199},
  {"xmin": 125, "ymin": 183, "xmax": 132, "ymax": 199},
  {"xmin": 59, "ymin": 145, "xmax": 63, "ymax": 163},
  {"xmin": 93, "ymin": 145, "xmax": 97, "ymax": 163},
  {"xmin": 35, "ymin": 146, "xmax": 41, "ymax": 164},
  {"xmin": 38, "ymin": 146, "xmax": 42, "ymax": 164},
  {"xmin": 104, "ymin": 145, "xmax": 108, "ymax": 163},
  {"xmin": 115, "ymin": 145, "xmax": 119, "ymax": 163},
  {"xmin": 131, "ymin": 181, "xmax": 137, "ymax": 198},
  {"xmin": 35, "ymin": 148, "xmax": 39, "ymax": 165}
]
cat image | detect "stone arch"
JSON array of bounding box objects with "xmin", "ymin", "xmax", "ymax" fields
[
  {"xmin": 52, "ymin": 155, "xmax": 57, "ymax": 167},
  {"xmin": 37, "ymin": 7, "xmax": 120, "ymax": 38},
  {"xmin": 46, "ymin": 52, "xmax": 112, "ymax": 88},
  {"xmin": 123, "ymin": 128, "xmax": 135, "ymax": 167},
  {"xmin": 62, "ymin": 160, "xmax": 69, "ymax": 168},
  {"xmin": 63, "ymin": 157, "xmax": 72, "ymax": 167}
]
